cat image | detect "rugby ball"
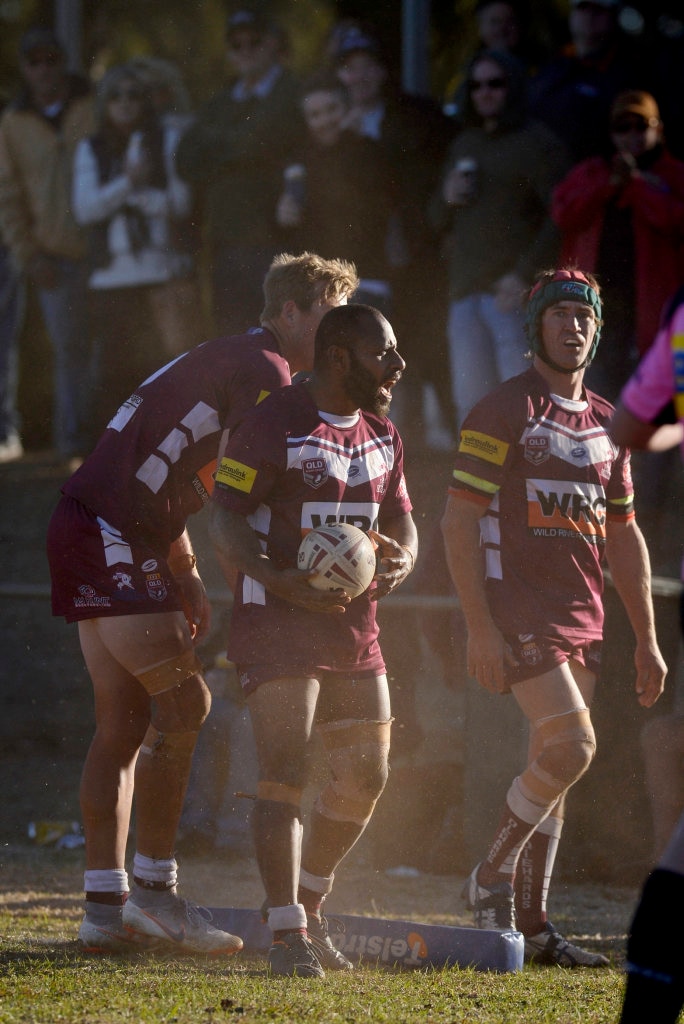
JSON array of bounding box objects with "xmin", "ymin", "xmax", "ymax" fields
[{"xmin": 297, "ymin": 524, "xmax": 377, "ymax": 599}]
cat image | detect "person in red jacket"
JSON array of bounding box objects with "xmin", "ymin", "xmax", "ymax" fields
[{"xmin": 551, "ymin": 90, "xmax": 684, "ymax": 403}]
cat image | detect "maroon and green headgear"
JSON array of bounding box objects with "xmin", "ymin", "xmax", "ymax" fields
[{"xmin": 525, "ymin": 269, "xmax": 602, "ymax": 373}]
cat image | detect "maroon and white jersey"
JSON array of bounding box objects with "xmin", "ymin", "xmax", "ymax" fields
[
  {"xmin": 63, "ymin": 328, "xmax": 290, "ymax": 554},
  {"xmin": 211, "ymin": 382, "xmax": 412, "ymax": 672},
  {"xmin": 449, "ymin": 366, "xmax": 634, "ymax": 640}
]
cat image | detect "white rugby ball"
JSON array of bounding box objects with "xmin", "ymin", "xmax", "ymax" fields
[{"xmin": 297, "ymin": 524, "xmax": 377, "ymax": 599}]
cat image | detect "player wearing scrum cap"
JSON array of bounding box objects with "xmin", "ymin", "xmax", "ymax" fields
[
  {"xmin": 208, "ymin": 303, "xmax": 417, "ymax": 978},
  {"xmin": 46, "ymin": 252, "xmax": 358, "ymax": 956},
  {"xmin": 441, "ymin": 267, "xmax": 666, "ymax": 966}
]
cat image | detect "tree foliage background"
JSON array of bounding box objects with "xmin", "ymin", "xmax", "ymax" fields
[{"xmin": 0, "ymin": 0, "xmax": 588, "ymax": 108}]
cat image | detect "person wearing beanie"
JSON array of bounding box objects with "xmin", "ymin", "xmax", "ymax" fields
[{"xmin": 441, "ymin": 266, "xmax": 666, "ymax": 966}]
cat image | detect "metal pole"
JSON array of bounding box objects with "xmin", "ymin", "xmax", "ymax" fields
[
  {"xmin": 54, "ymin": 0, "xmax": 83, "ymax": 72},
  {"xmin": 402, "ymin": 0, "xmax": 431, "ymax": 95}
]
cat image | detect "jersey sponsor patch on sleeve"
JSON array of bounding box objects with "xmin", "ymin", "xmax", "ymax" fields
[
  {"xmin": 215, "ymin": 457, "xmax": 257, "ymax": 493},
  {"xmin": 459, "ymin": 429, "xmax": 509, "ymax": 466}
]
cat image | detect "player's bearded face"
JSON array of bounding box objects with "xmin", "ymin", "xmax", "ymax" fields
[{"xmin": 344, "ymin": 349, "xmax": 391, "ymax": 416}]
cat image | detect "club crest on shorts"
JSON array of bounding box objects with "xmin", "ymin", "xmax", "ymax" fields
[
  {"xmin": 302, "ymin": 457, "xmax": 328, "ymax": 489},
  {"xmin": 112, "ymin": 571, "xmax": 134, "ymax": 591},
  {"xmin": 524, "ymin": 434, "xmax": 550, "ymax": 465},
  {"xmin": 518, "ymin": 634, "xmax": 542, "ymax": 666}
]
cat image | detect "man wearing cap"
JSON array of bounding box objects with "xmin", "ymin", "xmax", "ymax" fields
[
  {"xmin": 175, "ymin": 6, "xmax": 304, "ymax": 336},
  {"xmin": 552, "ymin": 89, "xmax": 684, "ymax": 401},
  {"xmin": 441, "ymin": 267, "xmax": 666, "ymax": 966},
  {"xmin": 0, "ymin": 26, "xmax": 94, "ymax": 464}
]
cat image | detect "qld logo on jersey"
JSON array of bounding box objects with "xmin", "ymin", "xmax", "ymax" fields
[
  {"xmin": 526, "ymin": 478, "xmax": 607, "ymax": 541},
  {"xmin": 524, "ymin": 434, "xmax": 550, "ymax": 465},
  {"xmin": 302, "ymin": 457, "xmax": 328, "ymax": 489}
]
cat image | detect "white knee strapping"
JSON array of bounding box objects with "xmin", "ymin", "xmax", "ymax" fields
[{"xmin": 520, "ymin": 707, "xmax": 596, "ymax": 807}]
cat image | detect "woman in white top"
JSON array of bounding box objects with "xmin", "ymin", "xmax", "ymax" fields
[{"xmin": 73, "ymin": 64, "xmax": 198, "ymax": 439}]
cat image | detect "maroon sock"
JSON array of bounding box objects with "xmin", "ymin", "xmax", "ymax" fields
[
  {"xmin": 514, "ymin": 822, "xmax": 561, "ymax": 936},
  {"xmin": 298, "ymin": 886, "xmax": 325, "ymax": 918}
]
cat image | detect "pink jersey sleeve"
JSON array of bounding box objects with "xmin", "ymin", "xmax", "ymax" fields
[{"xmin": 620, "ymin": 323, "xmax": 676, "ymax": 426}]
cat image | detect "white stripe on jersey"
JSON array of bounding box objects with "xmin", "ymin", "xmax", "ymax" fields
[
  {"xmin": 97, "ymin": 517, "xmax": 134, "ymax": 567},
  {"xmin": 520, "ymin": 416, "xmax": 617, "ymax": 469},
  {"xmin": 287, "ymin": 433, "xmax": 395, "ymax": 488},
  {"xmin": 240, "ymin": 505, "xmax": 271, "ymax": 607},
  {"xmin": 135, "ymin": 402, "xmax": 221, "ymax": 494}
]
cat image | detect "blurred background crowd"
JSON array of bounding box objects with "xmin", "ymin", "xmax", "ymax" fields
[{"xmin": 1, "ymin": 0, "xmax": 684, "ymax": 467}]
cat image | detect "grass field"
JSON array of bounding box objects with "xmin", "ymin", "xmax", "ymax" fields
[{"xmin": 0, "ymin": 843, "xmax": 636, "ymax": 1024}]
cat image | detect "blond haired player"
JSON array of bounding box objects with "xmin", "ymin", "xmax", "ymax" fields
[{"xmin": 47, "ymin": 253, "xmax": 358, "ymax": 954}]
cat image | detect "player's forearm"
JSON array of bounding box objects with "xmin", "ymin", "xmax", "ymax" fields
[
  {"xmin": 379, "ymin": 513, "xmax": 418, "ymax": 565},
  {"xmin": 167, "ymin": 530, "xmax": 198, "ymax": 575},
  {"xmin": 605, "ymin": 520, "xmax": 659, "ymax": 645},
  {"xmin": 610, "ymin": 403, "xmax": 651, "ymax": 449},
  {"xmin": 440, "ymin": 496, "xmax": 493, "ymax": 632},
  {"xmin": 208, "ymin": 501, "xmax": 285, "ymax": 595}
]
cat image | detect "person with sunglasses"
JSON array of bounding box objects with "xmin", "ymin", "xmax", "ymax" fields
[
  {"xmin": 429, "ymin": 48, "xmax": 569, "ymax": 430},
  {"xmin": 0, "ymin": 26, "xmax": 94, "ymax": 467},
  {"xmin": 552, "ymin": 90, "xmax": 684, "ymax": 404}
]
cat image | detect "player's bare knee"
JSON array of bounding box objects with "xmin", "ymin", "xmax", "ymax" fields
[
  {"xmin": 153, "ymin": 674, "xmax": 211, "ymax": 733},
  {"xmin": 316, "ymin": 718, "xmax": 391, "ymax": 824}
]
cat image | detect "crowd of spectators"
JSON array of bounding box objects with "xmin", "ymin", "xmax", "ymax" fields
[{"xmin": 1, "ymin": 3, "xmax": 683, "ymax": 462}]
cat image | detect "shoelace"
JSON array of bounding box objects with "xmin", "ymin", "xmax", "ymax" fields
[
  {"xmin": 177, "ymin": 897, "xmax": 214, "ymax": 926},
  {"xmin": 315, "ymin": 915, "xmax": 346, "ymax": 940}
]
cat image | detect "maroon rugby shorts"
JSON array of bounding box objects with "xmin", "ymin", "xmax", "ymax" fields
[
  {"xmin": 502, "ymin": 632, "xmax": 602, "ymax": 689},
  {"xmin": 47, "ymin": 494, "xmax": 184, "ymax": 622}
]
